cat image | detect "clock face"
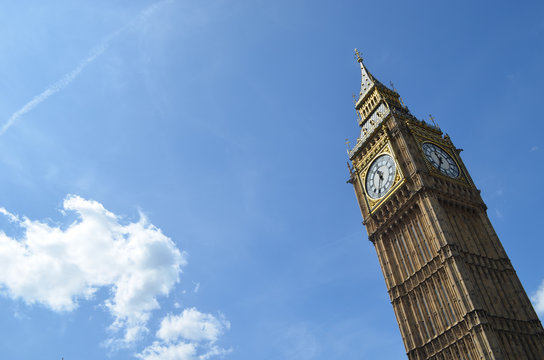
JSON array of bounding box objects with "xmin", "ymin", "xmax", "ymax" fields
[
  {"xmin": 421, "ymin": 142, "xmax": 460, "ymax": 178},
  {"xmin": 365, "ymin": 154, "xmax": 397, "ymax": 199}
]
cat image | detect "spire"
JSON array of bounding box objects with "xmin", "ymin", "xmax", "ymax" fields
[
  {"xmin": 354, "ymin": 49, "xmax": 376, "ymax": 105},
  {"xmin": 348, "ymin": 51, "xmax": 412, "ymax": 158}
]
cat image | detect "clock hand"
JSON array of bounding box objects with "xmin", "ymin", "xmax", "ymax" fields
[
  {"xmin": 437, "ymin": 155, "xmax": 443, "ymax": 171},
  {"xmin": 377, "ymin": 170, "xmax": 384, "ymax": 193}
]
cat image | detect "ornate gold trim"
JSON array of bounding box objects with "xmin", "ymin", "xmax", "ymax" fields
[
  {"xmin": 416, "ymin": 138, "xmax": 469, "ymax": 186},
  {"xmin": 358, "ymin": 141, "xmax": 405, "ymax": 212},
  {"xmin": 353, "ymin": 131, "xmax": 389, "ymax": 171}
]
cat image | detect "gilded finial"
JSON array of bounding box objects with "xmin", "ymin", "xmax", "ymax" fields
[
  {"xmin": 399, "ymin": 96, "xmax": 406, "ymax": 108},
  {"xmin": 354, "ymin": 48, "xmax": 363, "ymax": 63},
  {"xmin": 352, "ymin": 93, "xmax": 357, "ymax": 105},
  {"xmin": 354, "ymin": 107, "xmax": 362, "ymax": 123},
  {"xmin": 345, "ymin": 138, "xmax": 352, "ymax": 155},
  {"xmin": 389, "ymin": 81, "xmax": 397, "ymax": 92},
  {"xmin": 347, "ymin": 161, "xmax": 354, "ymax": 176},
  {"xmin": 429, "ymin": 114, "xmax": 437, "ymax": 126}
]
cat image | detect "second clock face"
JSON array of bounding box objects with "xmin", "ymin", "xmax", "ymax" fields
[
  {"xmin": 422, "ymin": 142, "xmax": 460, "ymax": 178},
  {"xmin": 366, "ymin": 154, "xmax": 396, "ymax": 199}
]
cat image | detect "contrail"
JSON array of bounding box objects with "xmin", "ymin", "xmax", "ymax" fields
[{"xmin": 0, "ymin": 0, "xmax": 174, "ymax": 136}]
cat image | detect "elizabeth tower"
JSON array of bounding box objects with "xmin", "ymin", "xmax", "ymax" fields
[{"xmin": 347, "ymin": 51, "xmax": 544, "ymax": 359}]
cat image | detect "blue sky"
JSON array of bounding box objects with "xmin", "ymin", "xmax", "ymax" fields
[{"xmin": 0, "ymin": 1, "xmax": 543, "ymax": 359}]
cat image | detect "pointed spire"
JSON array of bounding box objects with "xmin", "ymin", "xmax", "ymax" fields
[
  {"xmin": 349, "ymin": 52, "xmax": 413, "ymax": 157},
  {"xmin": 354, "ymin": 48, "xmax": 376, "ymax": 105}
]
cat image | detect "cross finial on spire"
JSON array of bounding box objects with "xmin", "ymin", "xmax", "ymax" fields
[{"xmin": 354, "ymin": 48, "xmax": 363, "ymax": 63}]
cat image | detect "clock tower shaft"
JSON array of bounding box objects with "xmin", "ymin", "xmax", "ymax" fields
[{"xmin": 347, "ymin": 53, "xmax": 544, "ymax": 359}]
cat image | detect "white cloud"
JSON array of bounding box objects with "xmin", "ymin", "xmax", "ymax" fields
[
  {"xmin": 157, "ymin": 308, "xmax": 229, "ymax": 343},
  {"xmin": 137, "ymin": 342, "xmax": 197, "ymax": 360},
  {"xmin": 136, "ymin": 342, "xmax": 230, "ymax": 360},
  {"xmin": 532, "ymin": 280, "xmax": 544, "ymax": 316},
  {"xmin": 136, "ymin": 308, "xmax": 231, "ymax": 360},
  {"xmin": 0, "ymin": 195, "xmax": 186, "ymax": 346}
]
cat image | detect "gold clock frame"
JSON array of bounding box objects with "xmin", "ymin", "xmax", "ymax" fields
[
  {"xmin": 420, "ymin": 141, "xmax": 460, "ymax": 176},
  {"xmin": 358, "ymin": 141, "xmax": 405, "ymax": 212},
  {"xmin": 417, "ymin": 138, "xmax": 469, "ymax": 186},
  {"xmin": 405, "ymin": 119, "xmax": 470, "ymax": 187}
]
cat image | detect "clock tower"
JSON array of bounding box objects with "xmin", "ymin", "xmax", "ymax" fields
[{"xmin": 347, "ymin": 51, "xmax": 544, "ymax": 359}]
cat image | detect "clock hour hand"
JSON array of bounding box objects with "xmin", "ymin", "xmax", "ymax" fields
[{"xmin": 377, "ymin": 170, "xmax": 384, "ymax": 193}]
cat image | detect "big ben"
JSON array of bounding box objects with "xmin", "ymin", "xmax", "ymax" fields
[{"xmin": 347, "ymin": 50, "xmax": 544, "ymax": 359}]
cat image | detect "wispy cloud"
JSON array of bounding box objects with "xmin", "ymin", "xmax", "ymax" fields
[
  {"xmin": 0, "ymin": 0, "xmax": 174, "ymax": 136},
  {"xmin": 279, "ymin": 324, "xmax": 321, "ymax": 360}
]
